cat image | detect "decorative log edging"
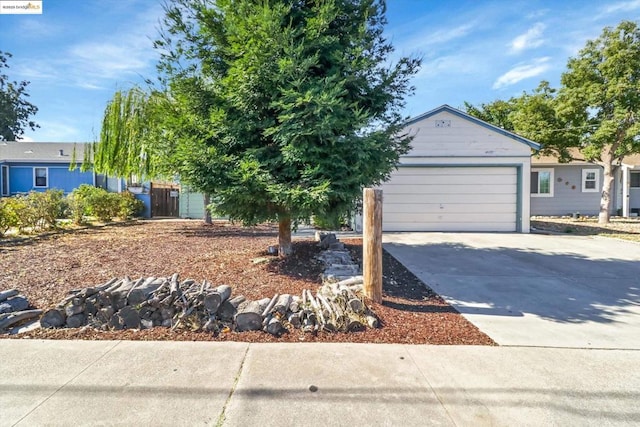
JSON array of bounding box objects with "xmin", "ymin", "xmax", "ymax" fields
[
  {"xmin": 3, "ymin": 233, "xmax": 379, "ymax": 336},
  {"xmin": 0, "ymin": 290, "xmax": 41, "ymax": 332}
]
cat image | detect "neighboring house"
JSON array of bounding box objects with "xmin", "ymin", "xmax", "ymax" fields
[
  {"xmin": 0, "ymin": 141, "xmax": 94, "ymax": 196},
  {"xmin": 531, "ymin": 151, "xmax": 640, "ymax": 217},
  {"xmin": 378, "ymin": 105, "xmax": 540, "ymax": 232},
  {"xmin": 0, "ymin": 141, "xmax": 156, "ymax": 217}
]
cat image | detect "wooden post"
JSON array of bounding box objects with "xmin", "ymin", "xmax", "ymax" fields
[{"xmin": 363, "ymin": 188, "xmax": 383, "ymax": 303}]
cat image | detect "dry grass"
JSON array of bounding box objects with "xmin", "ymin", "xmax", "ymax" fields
[{"xmin": 531, "ymin": 216, "xmax": 640, "ymax": 242}]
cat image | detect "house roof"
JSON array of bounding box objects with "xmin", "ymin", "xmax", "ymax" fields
[
  {"xmin": 405, "ymin": 104, "xmax": 541, "ymax": 151},
  {"xmin": 0, "ymin": 141, "xmax": 90, "ymax": 163},
  {"xmin": 532, "ymin": 147, "xmax": 640, "ymax": 166}
]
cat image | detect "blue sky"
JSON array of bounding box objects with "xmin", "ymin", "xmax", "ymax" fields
[{"xmin": 1, "ymin": 0, "xmax": 640, "ymax": 142}]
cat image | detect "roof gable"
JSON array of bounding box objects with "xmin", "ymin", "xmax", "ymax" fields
[{"xmin": 406, "ymin": 104, "xmax": 540, "ymax": 151}]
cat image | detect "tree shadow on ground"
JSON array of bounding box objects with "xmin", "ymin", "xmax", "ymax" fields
[
  {"xmin": 172, "ymin": 222, "xmax": 279, "ymax": 239},
  {"xmin": 345, "ymin": 241, "xmax": 460, "ymax": 314},
  {"xmin": 384, "ymin": 240, "xmax": 640, "ymax": 324}
]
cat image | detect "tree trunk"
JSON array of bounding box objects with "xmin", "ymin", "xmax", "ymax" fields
[
  {"xmin": 203, "ymin": 193, "xmax": 212, "ymax": 224},
  {"xmin": 599, "ymin": 161, "xmax": 614, "ymax": 224},
  {"xmin": 278, "ymin": 214, "xmax": 292, "ymax": 257}
]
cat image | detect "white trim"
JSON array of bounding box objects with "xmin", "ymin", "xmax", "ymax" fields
[
  {"xmin": 1, "ymin": 165, "xmax": 9, "ymax": 196},
  {"xmin": 531, "ymin": 168, "xmax": 554, "ymax": 197},
  {"xmin": 33, "ymin": 167, "xmax": 48, "ymax": 188},
  {"xmin": 623, "ymin": 166, "xmax": 631, "ymax": 217},
  {"xmin": 581, "ymin": 168, "xmax": 600, "ymax": 193}
]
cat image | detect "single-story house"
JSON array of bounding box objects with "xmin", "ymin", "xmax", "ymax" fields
[
  {"xmin": 0, "ymin": 141, "xmax": 94, "ymax": 196},
  {"xmin": 0, "ymin": 141, "xmax": 154, "ymax": 217},
  {"xmin": 531, "ymin": 150, "xmax": 640, "ymax": 217},
  {"xmin": 378, "ymin": 104, "xmax": 540, "ymax": 232}
]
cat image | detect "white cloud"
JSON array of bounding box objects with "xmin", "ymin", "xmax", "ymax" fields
[
  {"xmin": 599, "ymin": 0, "xmax": 640, "ymax": 14},
  {"xmin": 492, "ymin": 57, "xmax": 551, "ymax": 89},
  {"xmin": 510, "ymin": 23, "xmax": 546, "ymax": 53},
  {"xmin": 402, "ymin": 23, "xmax": 477, "ymax": 52}
]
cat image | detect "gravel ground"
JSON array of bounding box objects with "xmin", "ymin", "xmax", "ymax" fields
[{"xmin": 0, "ymin": 220, "xmax": 494, "ymax": 345}]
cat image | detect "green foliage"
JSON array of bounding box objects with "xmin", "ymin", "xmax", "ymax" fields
[
  {"xmin": 118, "ymin": 191, "xmax": 144, "ymax": 219},
  {"xmin": 27, "ymin": 189, "xmax": 65, "ymax": 230},
  {"xmin": 0, "ymin": 190, "xmax": 64, "ymax": 233},
  {"xmin": 466, "ymin": 20, "xmax": 640, "ymax": 223},
  {"xmin": 95, "ymin": 1, "xmax": 419, "ymax": 254},
  {"xmin": 89, "ymin": 191, "xmax": 121, "ymax": 223},
  {"xmin": 69, "ymin": 185, "xmax": 129, "ymax": 223},
  {"xmin": 0, "ymin": 197, "xmax": 20, "ymax": 236},
  {"xmin": 149, "ymin": 0, "xmax": 420, "ymax": 231},
  {"xmin": 0, "ymin": 51, "xmax": 39, "ymax": 141},
  {"xmin": 556, "ymin": 20, "xmax": 640, "ymax": 162}
]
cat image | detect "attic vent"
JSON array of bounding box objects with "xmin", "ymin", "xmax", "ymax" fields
[
  {"xmin": 59, "ymin": 149, "xmax": 64, "ymax": 156},
  {"xmin": 435, "ymin": 120, "xmax": 451, "ymax": 128},
  {"xmin": 24, "ymin": 150, "xmax": 33, "ymax": 154}
]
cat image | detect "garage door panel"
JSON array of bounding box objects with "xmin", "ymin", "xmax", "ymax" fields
[
  {"xmin": 383, "ymin": 222, "xmax": 516, "ymax": 232},
  {"xmin": 392, "ymin": 167, "xmax": 514, "ymax": 176},
  {"xmin": 386, "ymin": 174, "xmax": 517, "ymax": 186},
  {"xmin": 384, "ymin": 203, "xmax": 516, "ymax": 215},
  {"xmin": 382, "ymin": 183, "xmax": 516, "ymax": 195},
  {"xmin": 382, "ymin": 166, "xmax": 518, "ymax": 232},
  {"xmin": 383, "ymin": 193, "xmax": 516, "ymax": 204},
  {"xmin": 385, "ymin": 213, "xmax": 516, "ymax": 223}
]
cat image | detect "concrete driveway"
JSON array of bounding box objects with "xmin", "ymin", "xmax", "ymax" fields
[{"xmin": 383, "ymin": 233, "xmax": 640, "ymax": 349}]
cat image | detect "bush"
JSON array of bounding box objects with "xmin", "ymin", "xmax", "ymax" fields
[
  {"xmin": 27, "ymin": 189, "xmax": 66, "ymax": 230},
  {"xmin": 9, "ymin": 194, "xmax": 37, "ymax": 233},
  {"xmin": 0, "ymin": 198, "xmax": 20, "ymax": 236},
  {"xmin": 90, "ymin": 190, "xmax": 121, "ymax": 223},
  {"xmin": 118, "ymin": 191, "xmax": 144, "ymax": 219}
]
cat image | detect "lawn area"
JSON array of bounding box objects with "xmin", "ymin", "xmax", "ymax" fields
[{"xmin": 531, "ymin": 216, "xmax": 640, "ymax": 242}]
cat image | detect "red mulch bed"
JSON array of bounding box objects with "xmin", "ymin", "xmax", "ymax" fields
[{"xmin": 0, "ymin": 220, "xmax": 494, "ymax": 345}]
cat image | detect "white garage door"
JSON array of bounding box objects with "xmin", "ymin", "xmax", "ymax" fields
[{"xmin": 381, "ymin": 166, "xmax": 518, "ymax": 232}]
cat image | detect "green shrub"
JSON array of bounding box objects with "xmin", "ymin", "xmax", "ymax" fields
[
  {"xmin": 90, "ymin": 191, "xmax": 121, "ymax": 222},
  {"xmin": 69, "ymin": 185, "xmax": 145, "ymax": 224},
  {"xmin": 118, "ymin": 191, "xmax": 144, "ymax": 219},
  {"xmin": 9, "ymin": 195, "xmax": 37, "ymax": 232},
  {"xmin": 66, "ymin": 191, "xmax": 88, "ymax": 224},
  {"xmin": 0, "ymin": 198, "xmax": 20, "ymax": 236},
  {"xmin": 27, "ymin": 189, "xmax": 66, "ymax": 230}
]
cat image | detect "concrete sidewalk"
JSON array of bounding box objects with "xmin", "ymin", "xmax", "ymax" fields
[{"xmin": 1, "ymin": 340, "xmax": 639, "ymax": 426}]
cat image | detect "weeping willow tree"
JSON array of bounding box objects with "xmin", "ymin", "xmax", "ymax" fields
[{"xmin": 87, "ymin": 88, "xmax": 161, "ymax": 180}]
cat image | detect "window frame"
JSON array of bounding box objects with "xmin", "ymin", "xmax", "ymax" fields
[
  {"xmin": 630, "ymin": 172, "xmax": 640, "ymax": 188},
  {"xmin": 531, "ymin": 168, "xmax": 554, "ymax": 197},
  {"xmin": 1, "ymin": 165, "xmax": 8, "ymax": 196},
  {"xmin": 33, "ymin": 167, "xmax": 48, "ymax": 188},
  {"xmin": 581, "ymin": 168, "xmax": 600, "ymax": 193}
]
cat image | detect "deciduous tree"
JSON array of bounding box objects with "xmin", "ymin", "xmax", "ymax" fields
[{"xmin": 0, "ymin": 51, "xmax": 39, "ymax": 141}]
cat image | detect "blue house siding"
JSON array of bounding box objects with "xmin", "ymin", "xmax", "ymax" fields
[
  {"xmin": 531, "ymin": 165, "xmax": 604, "ymax": 216},
  {"xmin": 5, "ymin": 163, "xmax": 94, "ymax": 195}
]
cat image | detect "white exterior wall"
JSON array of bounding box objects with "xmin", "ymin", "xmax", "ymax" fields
[{"xmin": 382, "ymin": 108, "xmax": 534, "ymax": 233}]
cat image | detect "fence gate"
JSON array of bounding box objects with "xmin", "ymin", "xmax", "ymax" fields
[{"xmin": 151, "ymin": 184, "xmax": 180, "ymax": 217}]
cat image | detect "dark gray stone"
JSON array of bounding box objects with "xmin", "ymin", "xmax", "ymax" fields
[
  {"xmin": 0, "ymin": 296, "xmax": 29, "ymax": 314},
  {"xmin": 119, "ymin": 306, "xmax": 141, "ymax": 329},
  {"xmin": 66, "ymin": 313, "xmax": 87, "ymax": 328}
]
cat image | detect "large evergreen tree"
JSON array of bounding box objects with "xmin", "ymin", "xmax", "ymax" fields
[{"xmin": 97, "ymin": 0, "xmax": 420, "ymax": 255}]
